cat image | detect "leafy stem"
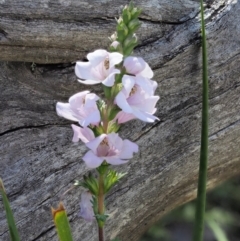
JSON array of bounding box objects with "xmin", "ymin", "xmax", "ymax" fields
[{"xmin": 98, "ymin": 172, "xmax": 105, "ymax": 241}]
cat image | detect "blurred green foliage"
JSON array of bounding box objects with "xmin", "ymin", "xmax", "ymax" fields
[{"xmin": 140, "ymin": 176, "xmax": 240, "ymax": 241}]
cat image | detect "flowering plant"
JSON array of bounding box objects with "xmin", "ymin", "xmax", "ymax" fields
[
  {"xmin": 56, "ymin": 2, "xmax": 159, "ymax": 240},
  {"xmin": 0, "ymin": 1, "xmax": 210, "ymax": 241}
]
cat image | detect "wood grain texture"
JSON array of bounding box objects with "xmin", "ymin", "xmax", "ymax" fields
[{"xmin": 1, "ymin": 0, "xmax": 240, "ymax": 240}]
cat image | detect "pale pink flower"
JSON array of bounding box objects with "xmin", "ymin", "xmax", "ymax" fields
[
  {"xmin": 115, "ymin": 75, "xmax": 159, "ymax": 122},
  {"xmin": 79, "ymin": 191, "xmax": 95, "ymax": 222},
  {"xmin": 123, "ymin": 56, "xmax": 153, "ymax": 79},
  {"xmin": 71, "ymin": 125, "xmax": 95, "ymax": 143},
  {"xmin": 83, "ymin": 133, "xmax": 138, "ymax": 168},
  {"xmin": 56, "ymin": 91, "xmax": 100, "ymax": 127},
  {"xmin": 75, "ymin": 49, "xmax": 123, "ymax": 86},
  {"xmin": 123, "ymin": 56, "xmax": 157, "ymax": 96},
  {"xmin": 110, "ymin": 41, "xmax": 120, "ymax": 49},
  {"xmin": 114, "ymin": 111, "xmax": 135, "ymax": 124}
]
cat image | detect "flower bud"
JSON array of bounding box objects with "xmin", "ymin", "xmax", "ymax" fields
[
  {"xmin": 130, "ymin": 7, "xmax": 142, "ymax": 19},
  {"xmin": 128, "ymin": 19, "xmax": 141, "ymax": 32},
  {"xmin": 117, "ymin": 17, "xmax": 123, "ymax": 24},
  {"xmin": 123, "ymin": 34, "xmax": 138, "ymax": 49},
  {"xmin": 79, "ymin": 191, "xmax": 95, "ymax": 222},
  {"xmin": 110, "ymin": 41, "xmax": 120, "ymax": 49},
  {"xmin": 118, "ymin": 22, "xmax": 128, "ymax": 36},
  {"xmin": 109, "ymin": 41, "xmax": 122, "ymax": 54},
  {"xmin": 122, "ymin": 7, "xmax": 131, "ymax": 24},
  {"xmin": 110, "ymin": 32, "xmax": 117, "ymax": 41}
]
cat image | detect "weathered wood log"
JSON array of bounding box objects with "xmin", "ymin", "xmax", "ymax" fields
[{"xmin": 1, "ymin": 0, "xmax": 240, "ymax": 241}]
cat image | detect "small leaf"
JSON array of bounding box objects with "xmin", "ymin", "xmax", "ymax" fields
[
  {"xmin": 95, "ymin": 214, "xmax": 109, "ymax": 223},
  {"xmin": 0, "ymin": 178, "xmax": 21, "ymax": 241},
  {"xmin": 52, "ymin": 202, "xmax": 73, "ymax": 241},
  {"xmin": 104, "ymin": 170, "xmax": 126, "ymax": 193}
]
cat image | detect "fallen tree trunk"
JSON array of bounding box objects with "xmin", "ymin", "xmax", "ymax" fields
[{"xmin": 1, "ymin": 0, "xmax": 240, "ymax": 241}]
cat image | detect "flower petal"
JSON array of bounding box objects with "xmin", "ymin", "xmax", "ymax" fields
[
  {"xmin": 75, "ymin": 62, "xmax": 96, "ymax": 80},
  {"xmin": 115, "ymin": 92, "xmax": 132, "ymax": 113},
  {"xmin": 83, "ymin": 151, "xmax": 103, "ymax": 168},
  {"xmin": 132, "ymin": 107, "xmax": 159, "ymax": 122},
  {"xmin": 79, "ymin": 191, "xmax": 95, "ymax": 222},
  {"xmin": 69, "ymin": 91, "xmax": 90, "ymax": 109},
  {"xmin": 84, "ymin": 93, "xmax": 100, "ymax": 108},
  {"xmin": 138, "ymin": 62, "xmax": 153, "ymax": 79},
  {"xmin": 87, "ymin": 49, "xmax": 107, "ymax": 66},
  {"xmin": 102, "ymin": 70, "xmax": 120, "ymax": 87},
  {"xmin": 119, "ymin": 140, "xmax": 139, "ymax": 159},
  {"xmin": 80, "ymin": 109, "xmax": 101, "ymax": 127},
  {"xmin": 86, "ymin": 134, "xmax": 107, "ymax": 152},
  {"xmin": 105, "ymin": 157, "xmax": 128, "ymax": 165},
  {"xmin": 122, "ymin": 75, "xmax": 135, "ymax": 96},
  {"xmin": 114, "ymin": 111, "xmax": 135, "ymax": 124},
  {"xmin": 124, "ymin": 56, "xmax": 146, "ymax": 75},
  {"xmin": 137, "ymin": 96, "xmax": 160, "ymax": 112},
  {"xmin": 136, "ymin": 76, "xmax": 156, "ymax": 95},
  {"xmin": 56, "ymin": 102, "xmax": 79, "ymax": 122},
  {"xmin": 109, "ymin": 52, "xmax": 123, "ymax": 68},
  {"xmin": 71, "ymin": 125, "xmax": 95, "ymax": 143},
  {"xmin": 78, "ymin": 79, "xmax": 103, "ymax": 85}
]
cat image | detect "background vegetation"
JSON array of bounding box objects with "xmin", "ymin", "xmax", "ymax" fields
[{"xmin": 140, "ymin": 176, "xmax": 240, "ymax": 241}]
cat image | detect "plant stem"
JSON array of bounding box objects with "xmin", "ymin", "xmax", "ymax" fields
[
  {"xmin": 98, "ymin": 227, "xmax": 104, "ymax": 241},
  {"xmin": 192, "ymin": 1, "xmax": 209, "ymax": 241},
  {"xmin": 98, "ymin": 173, "xmax": 105, "ymax": 241}
]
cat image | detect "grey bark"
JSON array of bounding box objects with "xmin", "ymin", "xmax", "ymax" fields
[{"xmin": 1, "ymin": 0, "xmax": 240, "ymax": 241}]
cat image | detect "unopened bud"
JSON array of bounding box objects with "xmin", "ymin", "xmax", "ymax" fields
[
  {"xmin": 128, "ymin": 19, "xmax": 141, "ymax": 32},
  {"xmin": 110, "ymin": 32, "xmax": 117, "ymax": 41},
  {"xmin": 123, "ymin": 34, "xmax": 138, "ymax": 48},
  {"xmin": 131, "ymin": 7, "xmax": 142, "ymax": 19},
  {"xmin": 117, "ymin": 22, "xmax": 128, "ymax": 38},
  {"xmin": 122, "ymin": 7, "xmax": 131, "ymax": 24},
  {"xmin": 111, "ymin": 41, "xmax": 120, "ymax": 49},
  {"xmin": 117, "ymin": 17, "xmax": 123, "ymax": 24}
]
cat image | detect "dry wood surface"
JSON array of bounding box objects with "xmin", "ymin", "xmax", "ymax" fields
[{"xmin": 1, "ymin": 0, "xmax": 240, "ymax": 240}]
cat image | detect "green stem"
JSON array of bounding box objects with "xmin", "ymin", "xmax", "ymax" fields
[
  {"xmin": 192, "ymin": 1, "xmax": 209, "ymax": 241},
  {"xmin": 98, "ymin": 173, "xmax": 105, "ymax": 241}
]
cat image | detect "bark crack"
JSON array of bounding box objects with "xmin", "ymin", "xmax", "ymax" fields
[{"xmin": 0, "ymin": 123, "xmax": 70, "ymax": 137}]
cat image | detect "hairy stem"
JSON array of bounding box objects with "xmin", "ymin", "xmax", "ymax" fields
[{"xmin": 192, "ymin": 0, "xmax": 209, "ymax": 241}]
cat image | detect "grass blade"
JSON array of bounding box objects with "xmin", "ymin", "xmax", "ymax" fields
[
  {"xmin": 192, "ymin": 1, "xmax": 209, "ymax": 241},
  {"xmin": 0, "ymin": 178, "xmax": 21, "ymax": 241},
  {"xmin": 52, "ymin": 202, "xmax": 74, "ymax": 241}
]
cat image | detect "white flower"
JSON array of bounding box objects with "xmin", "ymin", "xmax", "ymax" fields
[
  {"xmin": 115, "ymin": 75, "xmax": 159, "ymax": 122},
  {"xmin": 75, "ymin": 49, "xmax": 123, "ymax": 86},
  {"xmin": 123, "ymin": 56, "xmax": 153, "ymax": 79},
  {"xmin": 56, "ymin": 91, "xmax": 100, "ymax": 127},
  {"xmin": 83, "ymin": 133, "xmax": 138, "ymax": 168}
]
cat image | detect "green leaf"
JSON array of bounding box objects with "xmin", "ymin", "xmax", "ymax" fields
[
  {"xmin": 104, "ymin": 170, "xmax": 126, "ymax": 193},
  {"xmin": 206, "ymin": 219, "xmax": 229, "ymax": 241},
  {"xmin": 95, "ymin": 214, "xmax": 109, "ymax": 223},
  {"xmin": 82, "ymin": 173, "xmax": 99, "ymax": 195},
  {"xmin": 103, "ymin": 85, "xmax": 112, "ymax": 99},
  {"xmin": 107, "ymin": 106, "xmax": 121, "ymax": 121},
  {"xmin": 107, "ymin": 121, "xmax": 121, "ymax": 134},
  {"xmin": 0, "ymin": 178, "xmax": 21, "ymax": 241},
  {"xmin": 52, "ymin": 202, "xmax": 73, "ymax": 241},
  {"xmin": 97, "ymin": 163, "xmax": 109, "ymax": 175}
]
